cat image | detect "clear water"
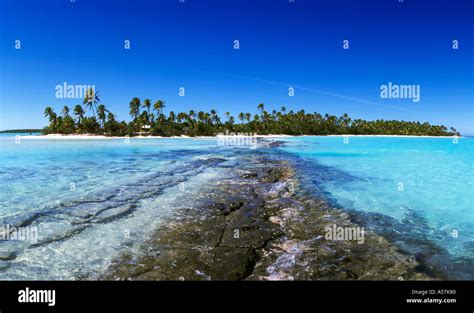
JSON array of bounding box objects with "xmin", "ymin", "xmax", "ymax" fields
[
  {"xmin": 277, "ymin": 136, "xmax": 474, "ymax": 278},
  {"xmin": 0, "ymin": 135, "xmax": 235, "ymax": 279},
  {"xmin": 0, "ymin": 134, "xmax": 473, "ymax": 279}
]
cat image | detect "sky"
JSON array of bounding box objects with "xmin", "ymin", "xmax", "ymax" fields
[{"xmin": 0, "ymin": 0, "xmax": 473, "ymax": 134}]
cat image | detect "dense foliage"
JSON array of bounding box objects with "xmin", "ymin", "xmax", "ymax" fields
[{"xmin": 43, "ymin": 90, "xmax": 460, "ymax": 137}]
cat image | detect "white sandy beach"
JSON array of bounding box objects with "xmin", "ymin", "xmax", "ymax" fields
[
  {"xmin": 325, "ymin": 134, "xmax": 460, "ymax": 138},
  {"xmin": 17, "ymin": 134, "xmax": 294, "ymax": 139},
  {"xmin": 16, "ymin": 133, "xmax": 460, "ymax": 139}
]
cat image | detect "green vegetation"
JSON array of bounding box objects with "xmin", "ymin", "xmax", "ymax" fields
[
  {"xmin": 0, "ymin": 129, "xmax": 42, "ymax": 133},
  {"xmin": 42, "ymin": 89, "xmax": 461, "ymax": 137}
]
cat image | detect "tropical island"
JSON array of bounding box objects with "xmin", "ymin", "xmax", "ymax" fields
[
  {"xmin": 41, "ymin": 89, "xmax": 461, "ymax": 137},
  {"xmin": 0, "ymin": 129, "xmax": 42, "ymax": 133}
]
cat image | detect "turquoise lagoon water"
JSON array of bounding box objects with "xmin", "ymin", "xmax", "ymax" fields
[
  {"xmin": 0, "ymin": 135, "xmax": 235, "ymax": 279},
  {"xmin": 278, "ymin": 136, "xmax": 474, "ymax": 278},
  {"xmin": 0, "ymin": 134, "xmax": 473, "ymax": 279}
]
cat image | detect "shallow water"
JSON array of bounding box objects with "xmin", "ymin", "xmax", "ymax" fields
[
  {"xmin": 277, "ymin": 136, "xmax": 474, "ymax": 279},
  {"xmin": 0, "ymin": 135, "xmax": 472, "ymax": 279},
  {"xmin": 0, "ymin": 136, "xmax": 237, "ymax": 279}
]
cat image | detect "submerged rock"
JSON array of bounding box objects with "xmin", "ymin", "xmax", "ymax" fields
[
  {"xmin": 101, "ymin": 155, "xmax": 434, "ymax": 281},
  {"xmin": 0, "ymin": 251, "xmax": 16, "ymax": 261}
]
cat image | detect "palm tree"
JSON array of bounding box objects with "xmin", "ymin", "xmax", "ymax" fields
[
  {"xmin": 107, "ymin": 112, "xmax": 115, "ymax": 121},
  {"xmin": 50, "ymin": 112, "xmax": 58, "ymax": 128},
  {"xmin": 153, "ymin": 100, "xmax": 165, "ymax": 117},
  {"xmin": 205, "ymin": 112, "xmax": 211, "ymax": 124},
  {"xmin": 62, "ymin": 105, "xmax": 70, "ymax": 117},
  {"xmin": 257, "ymin": 103, "xmax": 265, "ymax": 112},
  {"xmin": 143, "ymin": 99, "xmax": 151, "ymax": 114},
  {"xmin": 238, "ymin": 112, "xmax": 245, "ymax": 122},
  {"xmin": 44, "ymin": 107, "xmax": 54, "ymax": 122},
  {"xmin": 129, "ymin": 97, "xmax": 140, "ymax": 119},
  {"xmin": 129, "ymin": 97, "xmax": 141, "ymax": 132},
  {"xmin": 44, "ymin": 107, "xmax": 58, "ymax": 131},
  {"xmin": 168, "ymin": 111, "xmax": 176, "ymax": 123},
  {"xmin": 210, "ymin": 109, "xmax": 220, "ymax": 124},
  {"xmin": 83, "ymin": 88, "xmax": 100, "ymax": 118},
  {"xmin": 73, "ymin": 105, "xmax": 85, "ymax": 124},
  {"xmin": 142, "ymin": 99, "xmax": 151, "ymax": 124},
  {"xmin": 197, "ymin": 111, "xmax": 205, "ymax": 123},
  {"xmin": 97, "ymin": 104, "xmax": 107, "ymax": 128},
  {"xmin": 177, "ymin": 112, "xmax": 187, "ymax": 123},
  {"xmin": 245, "ymin": 113, "xmax": 251, "ymax": 122},
  {"xmin": 188, "ymin": 110, "xmax": 196, "ymax": 120}
]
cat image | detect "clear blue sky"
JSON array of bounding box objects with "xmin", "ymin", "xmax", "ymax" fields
[{"xmin": 1, "ymin": 0, "xmax": 473, "ymax": 134}]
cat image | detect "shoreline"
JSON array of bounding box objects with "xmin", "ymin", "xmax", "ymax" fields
[
  {"xmin": 12, "ymin": 133, "xmax": 463, "ymax": 140},
  {"xmin": 15, "ymin": 134, "xmax": 293, "ymax": 140}
]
